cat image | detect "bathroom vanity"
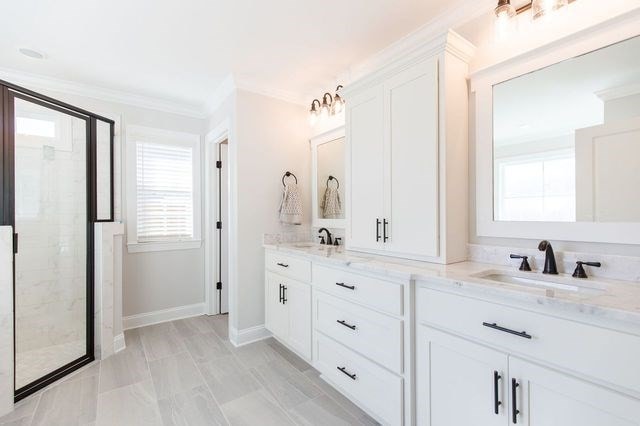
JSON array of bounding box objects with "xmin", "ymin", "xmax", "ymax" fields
[{"xmin": 264, "ymin": 243, "xmax": 640, "ymax": 425}]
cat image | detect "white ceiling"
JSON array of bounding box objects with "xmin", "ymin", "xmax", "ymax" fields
[{"xmin": 1, "ymin": 0, "xmax": 459, "ymax": 114}]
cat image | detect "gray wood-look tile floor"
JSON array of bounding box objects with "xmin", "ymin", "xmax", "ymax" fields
[{"xmin": 0, "ymin": 315, "xmax": 379, "ymax": 426}]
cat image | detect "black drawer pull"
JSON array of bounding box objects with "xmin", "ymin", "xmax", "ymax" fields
[
  {"xmin": 336, "ymin": 282, "xmax": 355, "ymax": 290},
  {"xmin": 337, "ymin": 366, "xmax": 357, "ymax": 380},
  {"xmin": 511, "ymin": 378, "xmax": 520, "ymax": 424},
  {"xmin": 279, "ymin": 284, "xmax": 283, "ymax": 303},
  {"xmin": 337, "ymin": 320, "xmax": 356, "ymax": 330},
  {"xmin": 383, "ymin": 219, "xmax": 389, "ymax": 242},
  {"xmin": 483, "ymin": 322, "xmax": 532, "ymax": 340},
  {"xmin": 276, "ymin": 262, "xmax": 289, "ymax": 268},
  {"xmin": 376, "ymin": 219, "xmax": 381, "ymax": 242},
  {"xmin": 494, "ymin": 371, "xmax": 502, "ymax": 415},
  {"xmin": 282, "ymin": 285, "xmax": 287, "ymax": 304}
]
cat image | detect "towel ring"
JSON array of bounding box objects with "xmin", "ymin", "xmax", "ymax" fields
[
  {"xmin": 282, "ymin": 171, "xmax": 298, "ymax": 186},
  {"xmin": 327, "ymin": 175, "xmax": 340, "ymax": 189}
]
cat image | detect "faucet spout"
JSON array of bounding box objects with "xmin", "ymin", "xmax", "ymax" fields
[
  {"xmin": 538, "ymin": 240, "xmax": 558, "ymax": 275},
  {"xmin": 318, "ymin": 228, "xmax": 333, "ymax": 245}
]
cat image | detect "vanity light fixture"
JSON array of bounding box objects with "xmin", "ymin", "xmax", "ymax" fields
[
  {"xmin": 308, "ymin": 85, "xmax": 345, "ymax": 125},
  {"xmin": 494, "ymin": 0, "xmax": 575, "ymax": 29}
]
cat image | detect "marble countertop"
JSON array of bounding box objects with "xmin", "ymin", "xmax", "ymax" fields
[{"xmin": 264, "ymin": 242, "xmax": 640, "ymax": 328}]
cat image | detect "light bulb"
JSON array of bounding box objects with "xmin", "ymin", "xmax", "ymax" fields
[
  {"xmin": 494, "ymin": 0, "xmax": 517, "ymax": 42},
  {"xmin": 309, "ymin": 111, "xmax": 318, "ymax": 126},
  {"xmin": 532, "ymin": 0, "xmax": 568, "ymax": 20},
  {"xmin": 320, "ymin": 104, "xmax": 330, "ymax": 120}
]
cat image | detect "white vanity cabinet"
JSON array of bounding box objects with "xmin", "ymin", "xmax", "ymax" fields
[
  {"xmin": 416, "ymin": 285, "xmax": 640, "ymax": 425},
  {"xmin": 264, "ymin": 252, "xmax": 312, "ymax": 360},
  {"xmin": 344, "ymin": 30, "xmax": 474, "ymax": 264}
]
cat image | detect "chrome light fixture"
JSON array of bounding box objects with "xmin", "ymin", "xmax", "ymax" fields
[
  {"xmin": 308, "ymin": 85, "xmax": 345, "ymax": 125},
  {"xmin": 531, "ymin": 0, "xmax": 568, "ymax": 19}
]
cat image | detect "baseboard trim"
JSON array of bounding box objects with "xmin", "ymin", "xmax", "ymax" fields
[
  {"xmin": 123, "ymin": 303, "xmax": 206, "ymax": 330},
  {"xmin": 113, "ymin": 333, "xmax": 126, "ymax": 353},
  {"xmin": 229, "ymin": 324, "xmax": 271, "ymax": 347}
]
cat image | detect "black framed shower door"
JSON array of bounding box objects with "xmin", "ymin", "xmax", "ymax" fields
[{"xmin": 0, "ymin": 80, "xmax": 114, "ymax": 401}]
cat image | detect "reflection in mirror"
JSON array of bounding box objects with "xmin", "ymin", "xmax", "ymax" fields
[
  {"xmin": 493, "ymin": 36, "xmax": 640, "ymax": 223},
  {"xmin": 316, "ymin": 137, "xmax": 345, "ymax": 220}
]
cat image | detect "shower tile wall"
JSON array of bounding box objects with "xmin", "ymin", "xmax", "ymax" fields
[{"xmin": 14, "ymin": 114, "xmax": 87, "ymax": 388}]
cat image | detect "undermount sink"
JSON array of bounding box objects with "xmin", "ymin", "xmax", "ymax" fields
[
  {"xmin": 291, "ymin": 243, "xmax": 316, "ymax": 249},
  {"xmin": 473, "ymin": 270, "xmax": 606, "ymax": 294}
]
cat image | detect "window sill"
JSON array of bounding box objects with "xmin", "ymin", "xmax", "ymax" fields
[{"xmin": 127, "ymin": 240, "xmax": 202, "ymax": 253}]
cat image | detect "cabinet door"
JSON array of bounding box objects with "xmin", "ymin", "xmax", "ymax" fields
[
  {"xmin": 347, "ymin": 84, "xmax": 385, "ymax": 252},
  {"xmin": 417, "ymin": 325, "xmax": 508, "ymax": 426},
  {"xmin": 285, "ymin": 279, "xmax": 311, "ymax": 360},
  {"xmin": 265, "ymin": 272, "xmax": 288, "ymax": 341},
  {"xmin": 509, "ymin": 357, "xmax": 640, "ymax": 426},
  {"xmin": 383, "ymin": 58, "xmax": 440, "ymax": 259}
]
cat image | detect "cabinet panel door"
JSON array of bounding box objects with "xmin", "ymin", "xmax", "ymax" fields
[
  {"xmin": 286, "ymin": 279, "xmax": 311, "ymax": 360},
  {"xmin": 417, "ymin": 325, "xmax": 508, "ymax": 426},
  {"xmin": 509, "ymin": 357, "xmax": 640, "ymax": 426},
  {"xmin": 384, "ymin": 58, "xmax": 439, "ymax": 258},
  {"xmin": 347, "ymin": 85, "xmax": 385, "ymax": 252},
  {"xmin": 265, "ymin": 272, "xmax": 288, "ymax": 341}
]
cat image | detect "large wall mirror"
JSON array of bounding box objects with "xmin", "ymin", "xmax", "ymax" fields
[
  {"xmin": 311, "ymin": 126, "xmax": 345, "ymax": 229},
  {"xmin": 474, "ymin": 21, "xmax": 640, "ymax": 243}
]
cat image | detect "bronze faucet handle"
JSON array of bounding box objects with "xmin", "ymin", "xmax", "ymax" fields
[
  {"xmin": 510, "ymin": 254, "xmax": 532, "ymax": 271},
  {"xmin": 572, "ymin": 261, "xmax": 601, "ymax": 279}
]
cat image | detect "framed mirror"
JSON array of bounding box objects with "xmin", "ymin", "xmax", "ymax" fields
[
  {"xmin": 311, "ymin": 126, "xmax": 346, "ymax": 229},
  {"xmin": 473, "ymin": 19, "xmax": 640, "ymax": 244}
]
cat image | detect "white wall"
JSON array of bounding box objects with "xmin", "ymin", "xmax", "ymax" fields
[
  {"xmin": 459, "ymin": 2, "xmax": 640, "ymax": 256},
  {"xmin": 207, "ymin": 89, "xmax": 310, "ymax": 335},
  {"xmin": 14, "ymin": 87, "xmax": 208, "ymax": 318}
]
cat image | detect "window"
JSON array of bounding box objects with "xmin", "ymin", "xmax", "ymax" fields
[
  {"xmin": 126, "ymin": 126, "xmax": 201, "ymax": 252},
  {"xmin": 495, "ymin": 149, "xmax": 576, "ymax": 222}
]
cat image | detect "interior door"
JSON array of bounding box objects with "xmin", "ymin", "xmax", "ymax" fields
[
  {"xmin": 6, "ymin": 89, "xmax": 93, "ymax": 399},
  {"xmin": 347, "ymin": 85, "xmax": 385, "ymax": 252},
  {"xmin": 286, "ymin": 279, "xmax": 311, "ymax": 359},
  {"xmin": 265, "ymin": 272, "xmax": 288, "ymax": 340},
  {"xmin": 383, "ymin": 58, "xmax": 439, "ymax": 259},
  {"xmin": 417, "ymin": 326, "xmax": 508, "ymax": 426},
  {"xmin": 509, "ymin": 357, "xmax": 640, "ymax": 426}
]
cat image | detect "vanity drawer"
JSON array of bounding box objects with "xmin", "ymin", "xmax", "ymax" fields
[
  {"xmin": 417, "ymin": 286, "xmax": 640, "ymax": 394},
  {"xmin": 313, "ymin": 264, "xmax": 403, "ymax": 316},
  {"xmin": 314, "ymin": 292, "xmax": 403, "ymax": 374},
  {"xmin": 315, "ymin": 333, "xmax": 403, "ymax": 425},
  {"xmin": 265, "ymin": 250, "xmax": 311, "ymax": 282}
]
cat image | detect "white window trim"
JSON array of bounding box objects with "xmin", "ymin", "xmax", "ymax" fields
[{"xmin": 125, "ymin": 125, "xmax": 202, "ymax": 253}]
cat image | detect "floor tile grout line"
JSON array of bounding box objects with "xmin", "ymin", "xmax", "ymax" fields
[{"xmin": 184, "ymin": 339, "xmax": 232, "ymax": 426}]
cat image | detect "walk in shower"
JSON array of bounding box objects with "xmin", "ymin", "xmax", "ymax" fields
[{"xmin": 0, "ymin": 81, "xmax": 114, "ymax": 401}]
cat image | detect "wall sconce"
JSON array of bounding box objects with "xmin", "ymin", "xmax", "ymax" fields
[
  {"xmin": 494, "ymin": 0, "xmax": 574, "ymax": 39},
  {"xmin": 308, "ymin": 85, "xmax": 344, "ymax": 125}
]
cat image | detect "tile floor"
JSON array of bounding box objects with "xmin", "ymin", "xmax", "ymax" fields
[{"xmin": 0, "ymin": 315, "xmax": 379, "ymax": 426}]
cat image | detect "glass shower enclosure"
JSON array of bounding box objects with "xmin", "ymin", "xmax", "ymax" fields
[{"xmin": 0, "ymin": 81, "xmax": 114, "ymax": 401}]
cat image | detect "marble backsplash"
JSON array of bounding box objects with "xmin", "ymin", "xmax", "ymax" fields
[
  {"xmin": 264, "ymin": 226, "xmax": 346, "ymax": 246},
  {"xmin": 468, "ymin": 243, "xmax": 640, "ymax": 283}
]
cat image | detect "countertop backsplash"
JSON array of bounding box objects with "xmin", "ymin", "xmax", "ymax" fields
[
  {"xmin": 468, "ymin": 244, "xmax": 640, "ymax": 283},
  {"xmin": 263, "ymin": 227, "xmax": 346, "ymax": 246}
]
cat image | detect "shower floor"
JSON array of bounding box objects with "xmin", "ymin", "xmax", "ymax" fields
[{"xmin": 15, "ymin": 339, "xmax": 86, "ymax": 389}]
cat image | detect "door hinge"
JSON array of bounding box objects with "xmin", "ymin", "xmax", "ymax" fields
[
  {"xmin": 216, "ymin": 221, "xmax": 222, "ymax": 229},
  {"xmin": 216, "ymin": 282, "xmax": 222, "ymax": 290},
  {"xmin": 216, "ymin": 160, "xmax": 222, "ymax": 169},
  {"xmin": 13, "ymin": 233, "xmax": 18, "ymax": 254}
]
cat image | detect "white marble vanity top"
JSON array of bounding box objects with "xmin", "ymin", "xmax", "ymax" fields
[{"xmin": 264, "ymin": 242, "xmax": 640, "ymax": 329}]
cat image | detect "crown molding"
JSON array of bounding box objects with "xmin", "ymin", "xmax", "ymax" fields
[
  {"xmin": 234, "ymin": 76, "xmax": 308, "ymax": 106},
  {"xmin": 0, "ymin": 67, "xmax": 207, "ymax": 119},
  {"xmin": 596, "ymin": 83, "xmax": 640, "ymax": 102},
  {"xmin": 347, "ymin": 0, "xmax": 493, "ymax": 83}
]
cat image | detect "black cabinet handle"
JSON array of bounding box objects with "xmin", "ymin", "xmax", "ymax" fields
[
  {"xmin": 511, "ymin": 378, "xmax": 520, "ymax": 424},
  {"xmin": 282, "ymin": 285, "xmax": 287, "ymax": 304},
  {"xmin": 483, "ymin": 322, "xmax": 532, "ymax": 340},
  {"xmin": 336, "ymin": 282, "xmax": 355, "ymax": 290},
  {"xmin": 337, "ymin": 320, "xmax": 357, "ymax": 330},
  {"xmin": 383, "ymin": 219, "xmax": 389, "ymax": 242},
  {"xmin": 279, "ymin": 284, "xmax": 283, "ymax": 303},
  {"xmin": 276, "ymin": 262, "xmax": 289, "ymax": 268},
  {"xmin": 337, "ymin": 366, "xmax": 357, "ymax": 380},
  {"xmin": 376, "ymin": 219, "xmax": 381, "ymax": 242},
  {"xmin": 494, "ymin": 371, "xmax": 502, "ymax": 415}
]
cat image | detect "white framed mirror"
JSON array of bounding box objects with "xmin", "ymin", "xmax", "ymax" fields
[
  {"xmin": 473, "ymin": 18, "xmax": 640, "ymax": 244},
  {"xmin": 311, "ymin": 126, "xmax": 346, "ymax": 229}
]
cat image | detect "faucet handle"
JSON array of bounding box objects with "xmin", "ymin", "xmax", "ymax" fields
[
  {"xmin": 510, "ymin": 254, "xmax": 532, "ymax": 271},
  {"xmin": 334, "ymin": 238, "xmax": 342, "ymax": 246},
  {"xmin": 318, "ymin": 236, "xmax": 326, "ymax": 245},
  {"xmin": 572, "ymin": 261, "xmax": 601, "ymax": 279}
]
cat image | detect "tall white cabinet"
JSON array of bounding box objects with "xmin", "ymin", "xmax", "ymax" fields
[{"xmin": 344, "ymin": 30, "xmax": 474, "ymax": 264}]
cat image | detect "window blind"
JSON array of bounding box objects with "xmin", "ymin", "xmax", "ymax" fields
[{"xmin": 136, "ymin": 141, "xmax": 194, "ymax": 242}]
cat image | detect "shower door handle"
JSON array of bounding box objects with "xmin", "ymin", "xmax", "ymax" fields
[{"xmin": 13, "ymin": 233, "xmax": 18, "ymax": 254}]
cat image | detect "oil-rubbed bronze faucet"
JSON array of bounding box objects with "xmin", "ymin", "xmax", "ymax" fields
[
  {"xmin": 318, "ymin": 228, "xmax": 333, "ymax": 245},
  {"xmin": 538, "ymin": 240, "xmax": 558, "ymax": 275}
]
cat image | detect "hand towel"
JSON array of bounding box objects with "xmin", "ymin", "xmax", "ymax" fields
[
  {"xmin": 279, "ymin": 182, "xmax": 303, "ymax": 225},
  {"xmin": 321, "ymin": 187, "xmax": 342, "ymax": 219}
]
